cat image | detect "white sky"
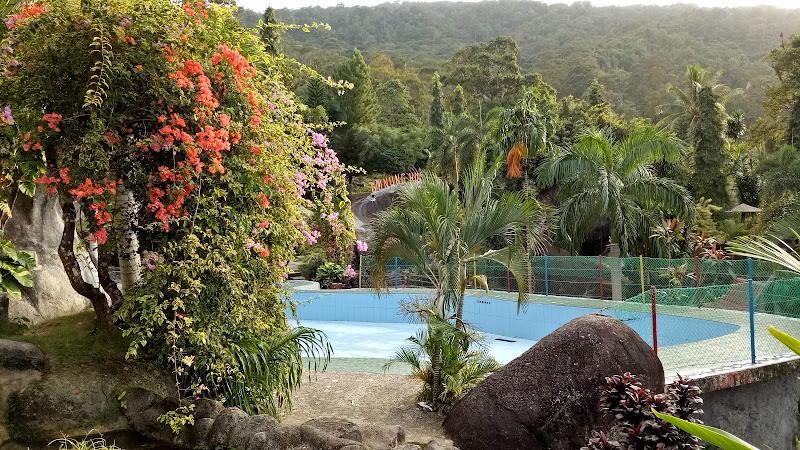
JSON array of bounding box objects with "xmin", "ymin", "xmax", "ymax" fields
[{"xmin": 241, "ymin": 0, "xmax": 800, "ymax": 12}]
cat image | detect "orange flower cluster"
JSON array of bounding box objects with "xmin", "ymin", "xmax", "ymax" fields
[{"xmin": 506, "ymin": 141, "xmax": 525, "ymax": 178}]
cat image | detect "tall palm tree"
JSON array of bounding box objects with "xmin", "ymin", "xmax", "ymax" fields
[
  {"xmin": 536, "ymin": 127, "xmax": 694, "ymax": 256},
  {"xmin": 429, "ymin": 112, "xmax": 482, "ymax": 187},
  {"xmin": 658, "ymin": 64, "xmax": 742, "ymax": 142},
  {"xmin": 370, "ymin": 152, "xmax": 552, "ymax": 322}
]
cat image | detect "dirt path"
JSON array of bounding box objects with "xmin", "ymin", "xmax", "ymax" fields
[{"xmin": 282, "ymin": 371, "xmax": 452, "ymax": 445}]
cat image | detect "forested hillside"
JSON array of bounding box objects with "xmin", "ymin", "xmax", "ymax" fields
[{"xmin": 236, "ymin": 1, "xmax": 800, "ymax": 122}]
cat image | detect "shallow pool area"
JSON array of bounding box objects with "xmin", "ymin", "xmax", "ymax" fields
[
  {"xmin": 299, "ymin": 319, "xmax": 538, "ymax": 364},
  {"xmin": 290, "ymin": 290, "xmax": 750, "ymax": 372}
]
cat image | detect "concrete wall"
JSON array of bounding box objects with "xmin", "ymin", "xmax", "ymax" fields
[{"xmin": 691, "ymin": 358, "xmax": 800, "ymax": 449}]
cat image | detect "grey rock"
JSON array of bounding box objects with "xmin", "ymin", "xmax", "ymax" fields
[
  {"xmin": 300, "ymin": 422, "xmax": 366, "ymax": 450},
  {"xmin": 207, "ymin": 406, "xmax": 249, "ymax": 447},
  {"xmin": 193, "ymin": 397, "xmax": 223, "ymax": 421},
  {"xmin": 425, "ymin": 440, "xmax": 458, "ymax": 450},
  {"xmin": 190, "ymin": 417, "xmax": 215, "ymax": 447},
  {"xmin": 0, "ymin": 339, "xmax": 48, "ymax": 371},
  {"xmin": 123, "ymin": 387, "xmax": 161, "ymax": 416},
  {"xmin": 227, "ymin": 414, "xmax": 279, "ymax": 450},
  {"xmin": 359, "ymin": 424, "xmax": 405, "ymax": 450},
  {"xmin": 273, "ymin": 424, "xmax": 303, "ymax": 449},
  {"xmin": 443, "ymin": 313, "xmax": 664, "ymax": 450},
  {"xmin": 393, "ymin": 445, "xmax": 422, "ymax": 450},
  {"xmin": 4, "ymin": 186, "xmax": 91, "ymax": 325},
  {"xmin": 304, "ymin": 417, "xmax": 362, "ymax": 442}
]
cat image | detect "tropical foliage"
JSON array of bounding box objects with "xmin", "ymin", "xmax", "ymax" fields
[
  {"xmin": 536, "ymin": 127, "xmax": 694, "ymax": 255},
  {"xmin": 384, "ymin": 313, "xmax": 499, "ymax": 408}
]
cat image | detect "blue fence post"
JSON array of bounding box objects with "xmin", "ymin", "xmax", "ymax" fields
[
  {"xmin": 394, "ymin": 257, "xmax": 399, "ymax": 289},
  {"xmin": 544, "ymin": 255, "xmax": 549, "ymax": 296},
  {"xmin": 749, "ymin": 258, "xmax": 756, "ymax": 364}
]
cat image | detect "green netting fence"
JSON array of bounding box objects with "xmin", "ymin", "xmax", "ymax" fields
[
  {"xmin": 355, "ymin": 254, "xmax": 800, "ymax": 371},
  {"xmin": 357, "ymin": 255, "xmax": 793, "ymax": 299}
]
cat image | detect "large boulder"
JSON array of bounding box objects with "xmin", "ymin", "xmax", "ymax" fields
[
  {"xmin": 0, "ymin": 339, "xmax": 48, "ymax": 371},
  {"xmin": 3, "ymin": 187, "xmax": 91, "ymax": 325},
  {"xmin": 7, "ymin": 361, "xmax": 173, "ymax": 443},
  {"xmin": 442, "ymin": 313, "xmax": 664, "ymax": 450}
]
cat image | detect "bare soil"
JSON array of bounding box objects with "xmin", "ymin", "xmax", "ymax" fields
[{"xmin": 282, "ymin": 371, "xmax": 452, "ymax": 445}]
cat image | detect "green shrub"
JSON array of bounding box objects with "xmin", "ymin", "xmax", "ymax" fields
[{"xmin": 315, "ymin": 262, "xmax": 345, "ymax": 288}]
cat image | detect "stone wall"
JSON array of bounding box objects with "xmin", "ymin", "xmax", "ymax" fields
[{"xmin": 685, "ymin": 357, "xmax": 800, "ymax": 449}]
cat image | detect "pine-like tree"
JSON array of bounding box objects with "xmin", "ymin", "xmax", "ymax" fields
[
  {"xmin": 452, "ymin": 85, "xmax": 465, "ymax": 116},
  {"xmin": 336, "ymin": 49, "xmax": 380, "ymax": 126},
  {"xmin": 786, "ymin": 95, "xmax": 800, "ymax": 148},
  {"xmin": 260, "ymin": 7, "xmax": 280, "ymax": 57},
  {"xmin": 430, "ymin": 72, "xmax": 444, "ymax": 155},
  {"xmin": 586, "ymin": 78, "xmax": 606, "ymax": 107},
  {"xmin": 693, "ymin": 87, "xmax": 730, "ymax": 208},
  {"xmin": 303, "ymin": 76, "xmax": 330, "ymax": 109},
  {"xmin": 430, "ymin": 72, "xmax": 444, "ymax": 128}
]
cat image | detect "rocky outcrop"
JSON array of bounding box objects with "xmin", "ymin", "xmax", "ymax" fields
[
  {"xmin": 3, "ymin": 187, "xmax": 91, "ymax": 325},
  {"xmin": 443, "ymin": 313, "xmax": 664, "ymax": 450},
  {"xmin": 124, "ymin": 388, "xmax": 416, "ymax": 450},
  {"xmin": 6, "ymin": 361, "xmax": 173, "ymax": 443}
]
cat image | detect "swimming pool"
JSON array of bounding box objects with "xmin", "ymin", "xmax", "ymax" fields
[{"xmin": 289, "ymin": 291, "xmax": 740, "ymax": 363}]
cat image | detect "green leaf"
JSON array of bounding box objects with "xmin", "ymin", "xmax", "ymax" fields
[
  {"xmin": 18, "ymin": 180, "xmax": 36, "ymax": 198},
  {"xmin": 768, "ymin": 327, "xmax": 800, "ymax": 356},
  {"xmin": 651, "ymin": 409, "xmax": 760, "ymax": 450},
  {"xmin": 14, "ymin": 251, "xmax": 36, "ymax": 270},
  {"xmin": 2, "ymin": 279, "xmax": 22, "ymax": 299}
]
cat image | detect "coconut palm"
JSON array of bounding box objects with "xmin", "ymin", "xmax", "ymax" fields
[
  {"xmin": 536, "ymin": 127, "xmax": 694, "ymax": 256},
  {"xmin": 658, "ymin": 64, "xmax": 742, "ymax": 142}
]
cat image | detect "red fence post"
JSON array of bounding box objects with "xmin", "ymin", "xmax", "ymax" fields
[
  {"xmin": 651, "ymin": 285, "xmax": 658, "ymax": 355},
  {"xmin": 695, "ymin": 256, "xmax": 701, "ymax": 308},
  {"xmin": 599, "ymin": 255, "xmax": 604, "ymax": 300}
]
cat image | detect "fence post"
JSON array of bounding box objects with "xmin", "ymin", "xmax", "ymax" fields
[
  {"xmin": 639, "ymin": 255, "xmax": 645, "ymax": 303},
  {"xmin": 473, "ymin": 260, "xmax": 477, "ymax": 289},
  {"xmin": 696, "ymin": 256, "xmax": 701, "ymax": 308},
  {"xmin": 394, "ymin": 257, "xmax": 399, "ymax": 289},
  {"xmin": 507, "ymin": 269, "xmax": 511, "ymax": 293},
  {"xmin": 544, "ymin": 255, "xmax": 549, "ymax": 297},
  {"xmin": 359, "ymin": 255, "xmax": 362, "ymax": 289},
  {"xmin": 599, "ymin": 255, "xmax": 604, "ymax": 300},
  {"xmin": 749, "ymin": 258, "xmax": 756, "ymax": 364},
  {"xmin": 651, "ymin": 286, "xmax": 658, "ymax": 355}
]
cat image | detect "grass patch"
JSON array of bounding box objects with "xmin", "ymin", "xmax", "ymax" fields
[{"xmin": 0, "ymin": 310, "xmax": 131, "ymax": 366}]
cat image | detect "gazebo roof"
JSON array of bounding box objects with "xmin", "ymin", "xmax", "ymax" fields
[{"xmin": 727, "ymin": 203, "xmax": 763, "ymax": 213}]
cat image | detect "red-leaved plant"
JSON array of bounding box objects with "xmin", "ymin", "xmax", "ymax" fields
[{"xmin": 583, "ymin": 372, "xmax": 703, "ymax": 450}]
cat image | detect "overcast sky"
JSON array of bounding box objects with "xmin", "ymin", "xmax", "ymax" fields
[{"xmin": 240, "ymin": 0, "xmax": 800, "ymax": 12}]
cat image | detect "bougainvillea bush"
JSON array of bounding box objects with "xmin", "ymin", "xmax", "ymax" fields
[{"xmin": 0, "ymin": 0, "xmax": 354, "ymax": 414}]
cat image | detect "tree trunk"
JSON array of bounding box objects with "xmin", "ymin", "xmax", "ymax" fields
[
  {"xmin": 57, "ymin": 199, "xmax": 114, "ymax": 331},
  {"xmin": 114, "ymin": 187, "xmax": 141, "ymax": 294},
  {"xmin": 607, "ymin": 242, "xmax": 623, "ymax": 302},
  {"xmin": 456, "ymin": 291, "xmax": 465, "ymax": 330}
]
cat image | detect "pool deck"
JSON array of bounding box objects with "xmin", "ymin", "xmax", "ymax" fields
[{"xmin": 295, "ymin": 288, "xmax": 800, "ymax": 379}]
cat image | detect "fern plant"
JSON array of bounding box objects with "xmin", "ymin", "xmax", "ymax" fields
[
  {"xmin": 208, "ymin": 327, "xmax": 332, "ymax": 416},
  {"xmin": 384, "ymin": 313, "xmax": 499, "ymax": 409}
]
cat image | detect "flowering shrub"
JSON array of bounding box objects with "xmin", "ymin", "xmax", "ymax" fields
[{"xmin": 0, "ymin": 0, "xmax": 353, "ymax": 415}]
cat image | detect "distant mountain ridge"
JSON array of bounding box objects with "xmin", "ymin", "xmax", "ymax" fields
[{"xmin": 235, "ymin": 1, "xmax": 800, "ymax": 120}]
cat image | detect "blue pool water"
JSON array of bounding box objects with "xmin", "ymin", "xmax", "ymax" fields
[{"xmin": 290, "ymin": 292, "xmax": 739, "ymax": 361}]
